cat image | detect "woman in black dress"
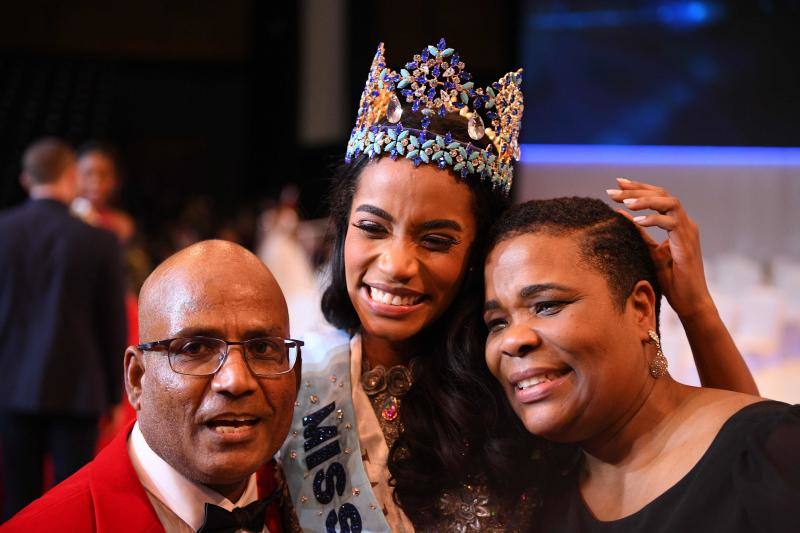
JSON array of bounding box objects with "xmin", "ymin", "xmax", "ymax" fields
[{"xmin": 481, "ymin": 195, "xmax": 799, "ymax": 532}]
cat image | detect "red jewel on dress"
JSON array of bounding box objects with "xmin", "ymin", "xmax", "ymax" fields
[{"xmin": 381, "ymin": 396, "xmax": 399, "ymax": 421}]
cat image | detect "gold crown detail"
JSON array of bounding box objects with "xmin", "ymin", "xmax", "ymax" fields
[{"xmin": 345, "ymin": 39, "xmax": 524, "ymax": 194}]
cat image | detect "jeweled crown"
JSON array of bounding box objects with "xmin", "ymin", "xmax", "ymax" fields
[{"xmin": 345, "ymin": 38, "xmax": 524, "ymax": 195}]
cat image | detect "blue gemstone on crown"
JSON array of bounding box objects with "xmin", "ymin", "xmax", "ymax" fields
[{"xmin": 344, "ymin": 39, "xmax": 522, "ymax": 196}]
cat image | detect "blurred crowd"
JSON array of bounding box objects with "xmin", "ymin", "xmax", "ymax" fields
[{"xmin": 665, "ymin": 254, "xmax": 800, "ymax": 403}]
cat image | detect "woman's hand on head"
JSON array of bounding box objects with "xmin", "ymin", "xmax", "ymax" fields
[{"xmin": 606, "ymin": 178, "xmax": 715, "ymax": 322}]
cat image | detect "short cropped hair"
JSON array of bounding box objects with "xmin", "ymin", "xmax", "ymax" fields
[
  {"xmin": 22, "ymin": 137, "xmax": 75, "ymax": 185},
  {"xmin": 488, "ymin": 197, "xmax": 661, "ymax": 326}
]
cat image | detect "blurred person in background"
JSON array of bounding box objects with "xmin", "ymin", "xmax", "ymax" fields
[
  {"xmin": 0, "ymin": 138, "xmax": 128, "ymax": 519},
  {"xmin": 72, "ymin": 141, "xmax": 135, "ymax": 244},
  {"xmin": 257, "ymin": 184, "xmax": 325, "ymax": 336},
  {"xmin": 73, "ymin": 141, "xmax": 151, "ymax": 447}
]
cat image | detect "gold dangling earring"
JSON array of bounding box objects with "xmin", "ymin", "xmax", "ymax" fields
[{"xmin": 648, "ymin": 330, "xmax": 668, "ymax": 379}]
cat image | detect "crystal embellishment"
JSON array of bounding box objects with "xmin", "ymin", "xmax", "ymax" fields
[
  {"xmin": 387, "ymin": 93, "xmax": 403, "ymax": 124},
  {"xmin": 344, "ymin": 39, "xmax": 524, "ymax": 194},
  {"xmin": 381, "ymin": 395, "xmax": 399, "ymax": 421},
  {"xmin": 467, "ymin": 114, "xmax": 485, "ymax": 140}
]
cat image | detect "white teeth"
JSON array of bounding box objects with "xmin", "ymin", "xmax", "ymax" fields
[
  {"xmin": 213, "ymin": 425, "xmax": 250, "ymax": 434},
  {"xmin": 516, "ymin": 371, "xmax": 568, "ymax": 390},
  {"xmin": 369, "ymin": 287, "xmax": 421, "ymax": 306},
  {"xmin": 517, "ymin": 376, "xmax": 546, "ymax": 389}
]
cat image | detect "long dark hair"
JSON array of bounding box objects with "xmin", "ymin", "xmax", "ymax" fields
[{"xmin": 321, "ymin": 111, "xmax": 533, "ymax": 524}]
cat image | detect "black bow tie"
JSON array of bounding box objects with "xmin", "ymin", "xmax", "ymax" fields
[{"xmin": 196, "ymin": 488, "xmax": 279, "ymax": 533}]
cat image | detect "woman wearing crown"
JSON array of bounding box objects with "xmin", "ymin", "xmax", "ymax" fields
[{"xmin": 278, "ymin": 39, "xmax": 757, "ymax": 531}]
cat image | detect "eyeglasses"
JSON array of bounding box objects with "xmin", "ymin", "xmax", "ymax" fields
[{"xmin": 136, "ymin": 336, "xmax": 303, "ymax": 377}]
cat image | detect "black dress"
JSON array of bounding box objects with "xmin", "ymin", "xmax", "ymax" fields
[{"xmin": 539, "ymin": 401, "xmax": 800, "ymax": 533}]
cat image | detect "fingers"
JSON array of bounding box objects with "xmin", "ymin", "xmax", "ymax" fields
[
  {"xmin": 607, "ymin": 179, "xmax": 669, "ymax": 198},
  {"xmin": 606, "ymin": 177, "xmax": 698, "ymax": 236},
  {"xmin": 606, "ymin": 189, "xmax": 659, "ymax": 200},
  {"xmin": 632, "ymin": 213, "xmax": 678, "ymax": 231},
  {"xmin": 614, "ymin": 177, "xmax": 666, "ymax": 192},
  {"xmin": 621, "ymin": 196, "xmax": 681, "ymax": 214}
]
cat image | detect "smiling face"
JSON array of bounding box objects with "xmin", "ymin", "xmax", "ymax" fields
[
  {"xmin": 483, "ymin": 231, "xmax": 654, "ymax": 443},
  {"xmin": 344, "ymin": 157, "xmax": 477, "ymax": 344},
  {"xmin": 126, "ymin": 241, "xmax": 297, "ymax": 494}
]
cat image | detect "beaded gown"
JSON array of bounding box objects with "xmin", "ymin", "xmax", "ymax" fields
[{"xmin": 350, "ymin": 334, "xmax": 539, "ymax": 532}]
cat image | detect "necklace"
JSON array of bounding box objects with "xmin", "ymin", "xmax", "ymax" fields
[{"xmin": 360, "ymin": 357, "xmax": 414, "ymax": 448}]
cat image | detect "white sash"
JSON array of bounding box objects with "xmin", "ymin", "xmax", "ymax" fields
[{"xmin": 280, "ymin": 330, "xmax": 392, "ymax": 532}]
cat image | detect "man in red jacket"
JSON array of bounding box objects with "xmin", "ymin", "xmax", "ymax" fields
[{"xmin": 3, "ymin": 240, "xmax": 302, "ymax": 532}]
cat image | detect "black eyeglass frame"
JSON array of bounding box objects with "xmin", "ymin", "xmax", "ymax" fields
[{"xmin": 136, "ymin": 336, "xmax": 303, "ymax": 377}]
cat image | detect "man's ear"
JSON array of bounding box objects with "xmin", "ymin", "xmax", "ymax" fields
[
  {"xmin": 125, "ymin": 347, "xmax": 145, "ymax": 411},
  {"xmin": 629, "ymin": 279, "xmax": 657, "ymax": 339}
]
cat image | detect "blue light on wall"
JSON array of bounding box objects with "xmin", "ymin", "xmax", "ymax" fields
[
  {"xmin": 520, "ymin": 145, "xmax": 800, "ymax": 167},
  {"xmin": 530, "ymin": 1, "xmax": 722, "ymax": 31}
]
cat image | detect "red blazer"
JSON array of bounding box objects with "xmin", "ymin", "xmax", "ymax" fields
[{"xmin": 2, "ymin": 420, "xmax": 290, "ymax": 532}]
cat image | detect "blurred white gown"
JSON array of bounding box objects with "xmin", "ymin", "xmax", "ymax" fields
[{"xmin": 257, "ymin": 207, "xmax": 325, "ymax": 337}]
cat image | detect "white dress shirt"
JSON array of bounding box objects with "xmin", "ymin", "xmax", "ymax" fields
[{"xmin": 128, "ymin": 422, "xmax": 268, "ymax": 533}]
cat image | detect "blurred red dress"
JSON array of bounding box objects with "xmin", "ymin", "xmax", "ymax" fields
[
  {"xmin": 71, "ymin": 202, "xmax": 140, "ymax": 453},
  {"xmin": 94, "ymin": 291, "xmax": 138, "ymax": 452}
]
